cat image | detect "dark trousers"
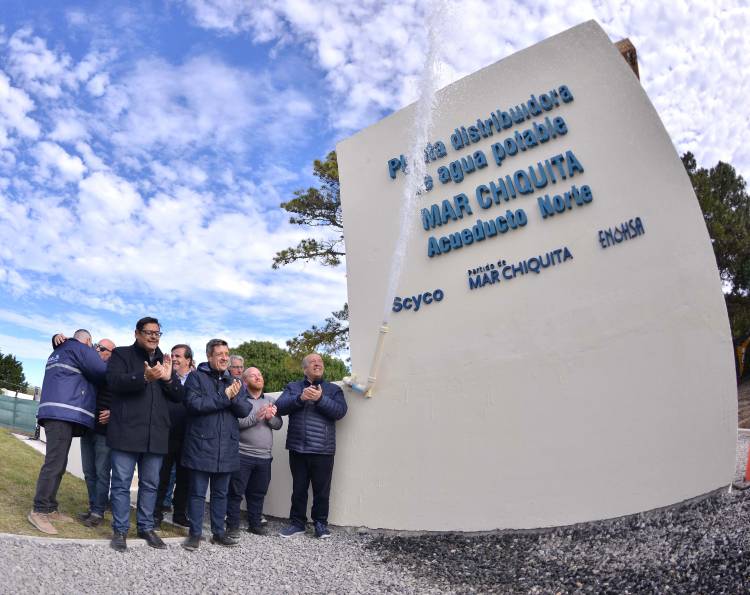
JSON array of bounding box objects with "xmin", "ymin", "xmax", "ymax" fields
[
  {"xmin": 154, "ymin": 451, "xmax": 189, "ymax": 523},
  {"xmin": 226, "ymin": 454, "xmax": 272, "ymax": 530},
  {"xmin": 188, "ymin": 470, "xmax": 231, "ymax": 537},
  {"xmin": 33, "ymin": 420, "xmax": 74, "ymax": 513},
  {"xmin": 289, "ymin": 451, "xmax": 335, "ymax": 527}
]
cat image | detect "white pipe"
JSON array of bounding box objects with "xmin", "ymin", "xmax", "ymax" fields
[{"xmin": 343, "ymin": 322, "xmax": 389, "ymax": 398}]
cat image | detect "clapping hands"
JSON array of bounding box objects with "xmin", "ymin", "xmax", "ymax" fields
[
  {"xmin": 255, "ymin": 404, "xmax": 278, "ymax": 421},
  {"xmin": 301, "ymin": 385, "xmax": 322, "ymax": 402},
  {"xmin": 225, "ymin": 378, "xmax": 241, "ymax": 400},
  {"xmin": 144, "ymin": 354, "xmax": 173, "ymax": 382}
]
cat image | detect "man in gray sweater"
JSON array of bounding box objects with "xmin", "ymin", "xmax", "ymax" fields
[{"xmin": 225, "ymin": 366, "xmax": 282, "ymax": 537}]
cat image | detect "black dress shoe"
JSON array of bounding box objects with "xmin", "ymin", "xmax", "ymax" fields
[
  {"xmin": 182, "ymin": 534, "xmax": 201, "ymax": 551},
  {"xmin": 82, "ymin": 513, "xmax": 103, "ymax": 528},
  {"xmin": 172, "ymin": 515, "xmax": 190, "ymax": 528},
  {"xmin": 248, "ymin": 525, "xmax": 268, "ymax": 536},
  {"xmin": 137, "ymin": 529, "xmax": 166, "ymax": 549},
  {"xmin": 226, "ymin": 527, "xmax": 241, "ymax": 539},
  {"xmin": 110, "ymin": 532, "xmax": 127, "ymax": 552},
  {"xmin": 210, "ymin": 533, "xmax": 239, "ymax": 547},
  {"xmin": 77, "ymin": 511, "xmax": 92, "ymax": 523}
]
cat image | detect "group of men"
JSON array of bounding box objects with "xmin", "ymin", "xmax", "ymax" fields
[{"xmin": 29, "ymin": 316, "xmax": 348, "ymax": 552}]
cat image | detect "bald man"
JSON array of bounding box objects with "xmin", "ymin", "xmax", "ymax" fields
[
  {"xmin": 78, "ymin": 337, "xmax": 116, "ymax": 527},
  {"xmin": 225, "ymin": 367, "xmax": 282, "ymax": 537}
]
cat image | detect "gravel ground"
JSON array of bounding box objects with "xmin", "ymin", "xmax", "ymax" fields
[{"xmin": 3, "ymin": 433, "xmax": 750, "ymax": 594}]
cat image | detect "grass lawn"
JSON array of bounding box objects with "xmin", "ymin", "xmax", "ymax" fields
[{"xmin": 0, "ymin": 428, "xmax": 185, "ymax": 539}]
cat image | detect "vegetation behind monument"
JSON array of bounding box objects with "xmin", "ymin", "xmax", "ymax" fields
[{"xmin": 230, "ymin": 340, "xmax": 348, "ymax": 392}]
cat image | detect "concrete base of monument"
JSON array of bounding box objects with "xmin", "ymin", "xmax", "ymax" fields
[{"xmin": 261, "ymin": 384, "xmax": 739, "ymax": 532}]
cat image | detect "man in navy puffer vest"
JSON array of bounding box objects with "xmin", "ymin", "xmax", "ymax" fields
[
  {"xmin": 275, "ymin": 353, "xmax": 347, "ymax": 539},
  {"xmin": 29, "ymin": 329, "xmax": 107, "ymax": 535}
]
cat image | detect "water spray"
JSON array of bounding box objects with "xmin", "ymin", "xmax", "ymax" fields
[{"xmin": 344, "ymin": 1, "xmax": 448, "ymax": 398}]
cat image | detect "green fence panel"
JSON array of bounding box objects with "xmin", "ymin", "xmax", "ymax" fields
[{"xmin": 0, "ymin": 395, "xmax": 39, "ymax": 433}]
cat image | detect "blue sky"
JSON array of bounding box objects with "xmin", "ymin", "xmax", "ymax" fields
[{"xmin": 0, "ymin": 0, "xmax": 748, "ymax": 387}]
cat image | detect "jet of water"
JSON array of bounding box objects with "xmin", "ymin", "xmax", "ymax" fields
[{"xmin": 381, "ymin": 0, "xmax": 448, "ymax": 324}]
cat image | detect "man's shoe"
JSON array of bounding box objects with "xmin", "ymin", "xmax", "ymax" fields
[
  {"xmin": 137, "ymin": 529, "xmax": 166, "ymax": 549},
  {"xmin": 226, "ymin": 527, "xmax": 241, "ymax": 539},
  {"xmin": 210, "ymin": 533, "xmax": 239, "ymax": 547},
  {"xmin": 28, "ymin": 511, "xmax": 58, "ymax": 535},
  {"xmin": 77, "ymin": 511, "xmax": 92, "ymax": 523},
  {"xmin": 172, "ymin": 515, "xmax": 190, "ymax": 528},
  {"xmin": 82, "ymin": 513, "xmax": 103, "ymax": 528},
  {"xmin": 314, "ymin": 521, "xmax": 331, "ymax": 539},
  {"xmin": 181, "ymin": 534, "xmax": 201, "ymax": 551},
  {"xmin": 248, "ymin": 525, "xmax": 268, "ymax": 536},
  {"xmin": 110, "ymin": 532, "xmax": 127, "ymax": 552},
  {"xmin": 279, "ymin": 524, "xmax": 306, "ymax": 538},
  {"xmin": 48, "ymin": 510, "xmax": 74, "ymax": 523}
]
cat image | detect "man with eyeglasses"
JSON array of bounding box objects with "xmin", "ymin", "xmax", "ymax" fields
[
  {"xmin": 153, "ymin": 344, "xmax": 194, "ymax": 529},
  {"xmin": 228, "ymin": 354, "xmax": 244, "ymax": 379},
  {"xmin": 106, "ymin": 317, "xmax": 183, "ymax": 552}
]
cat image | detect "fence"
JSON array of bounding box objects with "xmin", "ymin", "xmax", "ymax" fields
[{"xmin": 0, "ymin": 394, "xmax": 39, "ymax": 434}]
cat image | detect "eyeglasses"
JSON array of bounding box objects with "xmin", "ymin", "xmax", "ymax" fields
[
  {"xmin": 94, "ymin": 344, "xmax": 111, "ymax": 353},
  {"xmin": 139, "ymin": 330, "xmax": 163, "ymax": 338},
  {"xmin": 229, "ymin": 365, "xmax": 243, "ymax": 369}
]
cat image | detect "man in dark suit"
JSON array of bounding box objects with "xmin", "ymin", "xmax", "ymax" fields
[{"xmin": 106, "ymin": 316, "xmax": 183, "ymax": 552}]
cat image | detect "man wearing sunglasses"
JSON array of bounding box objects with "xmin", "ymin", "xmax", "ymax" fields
[
  {"xmin": 106, "ymin": 317, "xmax": 184, "ymax": 552},
  {"xmin": 78, "ymin": 338, "xmax": 116, "ymax": 528}
]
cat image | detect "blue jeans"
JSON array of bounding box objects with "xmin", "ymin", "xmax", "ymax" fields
[
  {"xmin": 80, "ymin": 431, "xmax": 111, "ymax": 516},
  {"xmin": 109, "ymin": 450, "xmax": 163, "ymax": 534},
  {"xmin": 188, "ymin": 470, "xmax": 231, "ymax": 538},
  {"xmin": 226, "ymin": 455, "xmax": 272, "ymax": 529}
]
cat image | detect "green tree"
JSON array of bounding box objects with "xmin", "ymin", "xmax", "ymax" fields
[
  {"xmin": 231, "ymin": 340, "xmax": 348, "ymax": 393},
  {"xmin": 0, "ymin": 351, "xmax": 28, "ymax": 394},
  {"xmin": 272, "ymin": 151, "xmax": 344, "ymax": 269},
  {"xmin": 273, "ymin": 151, "xmax": 349, "ymax": 355},
  {"xmin": 683, "ymin": 152, "xmax": 750, "ymax": 340}
]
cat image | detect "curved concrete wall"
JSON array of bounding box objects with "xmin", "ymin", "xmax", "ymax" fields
[{"xmin": 265, "ymin": 21, "xmax": 736, "ymax": 531}]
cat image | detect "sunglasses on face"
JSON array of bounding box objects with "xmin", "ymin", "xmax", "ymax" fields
[{"xmin": 94, "ymin": 344, "xmax": 111, "ymax": 353}]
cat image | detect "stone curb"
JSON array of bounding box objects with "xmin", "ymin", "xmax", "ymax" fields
[{"xmin": 0, "ymin": 532, "xmax": 186, "ymax": 546}]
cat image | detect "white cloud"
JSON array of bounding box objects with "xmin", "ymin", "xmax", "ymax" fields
[
  {"xmin": 182, "ymin": 0, "xmax": 750, "ymax": 179},
  {"xmin": 5, "ymin": 27, "xmax": 76, "ymax": 98},
  {"xmin": 86, "ymin": 72, "xmax": 109, "ymax": 97},
  {"xmin": 49, "ymin": 114, "xmax": 88, "ymax": 142},
  {"xmin": 78, "ymin": 171, "xmax": 143, "ymax": 222},
  {"xmin": 33, "ymin": 141, "xmax": 87, "ymax": 182},
  {"xmin": 101, "ymin": 54, "xmax": 314, "ymax": 155},
  {"xmin": 0, "ymin": 70, "xmax": 41, "ymax": 147}
]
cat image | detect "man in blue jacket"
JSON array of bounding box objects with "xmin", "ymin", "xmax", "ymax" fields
[
  {"xmin": 275, "ymin": 353, "xmax": 347, "ymax": 539},
  {"xmin": 29, "ymin": 329, "xmax": 107, "ymax": 535},
  {"xmin": 181, "ymin": 339, "xmax": 251, "ymax": 551}
]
